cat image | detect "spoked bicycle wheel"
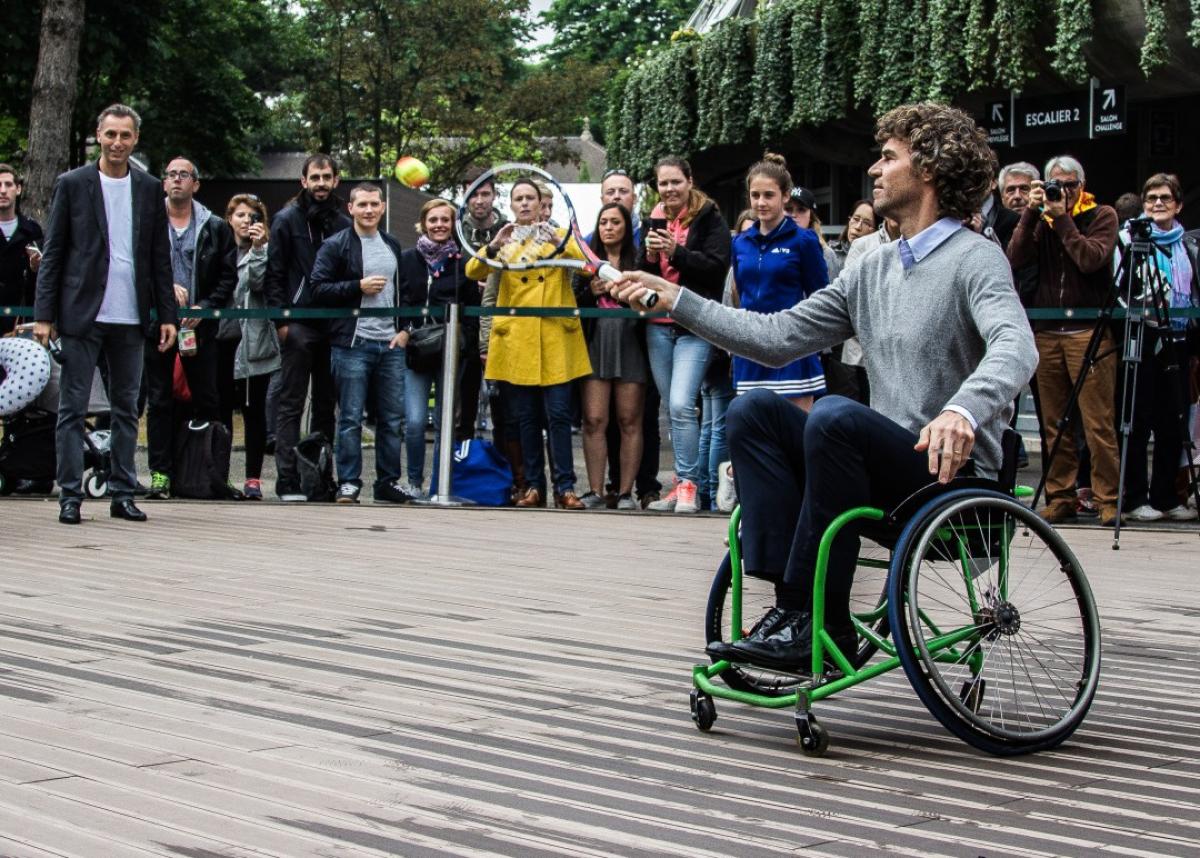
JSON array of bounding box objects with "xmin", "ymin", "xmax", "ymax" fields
[
  {"xmin": 887, "ymin": 489, "xmax": 1101, "ymax": 755},
  {"xmin": 705, "ymin": 540, "xmax": 891, "ymax": 696}
]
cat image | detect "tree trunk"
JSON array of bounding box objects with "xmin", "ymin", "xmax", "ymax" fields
[{"xmin": 24, "ymin": 0, "xmax": 86, "ymax": 221}]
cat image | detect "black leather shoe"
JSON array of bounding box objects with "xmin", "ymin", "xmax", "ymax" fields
[
  {"xmin": 706, "ymin": 606, "xmax": 788, "ymax": 661},
  {"xmin": 110, "ymin": 499, "xmax": 148, "ymax": 521},
  {"xmin": 726, "ymin": 611, "xmax": 859, "ymax": 673},
  {"xmin": 59, "ymin": 502, "xmax": 82, "ymax": 525}
]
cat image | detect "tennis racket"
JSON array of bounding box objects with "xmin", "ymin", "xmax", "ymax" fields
[{"xmin": 456, "ymin": 163, "xmax": 658, "ymax": 307}]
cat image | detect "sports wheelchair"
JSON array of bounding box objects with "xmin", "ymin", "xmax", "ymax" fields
[{"xmin": 691, "ymin": 431, "xmax": 1102, "ymax": 756}]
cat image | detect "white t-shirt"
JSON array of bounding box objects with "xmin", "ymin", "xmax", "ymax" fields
[
  {"xmin": 96, "ymin": 172, "xmax": 139, "ymax": 325},
  {"xmin": 0, "ymin": 218, "xmax": 17, "ymax": 240}
]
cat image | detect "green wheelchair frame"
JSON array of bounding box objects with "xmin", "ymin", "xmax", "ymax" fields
[{"xmin": 691, "ymin": 483, "xmax": 1102, "ymax": 757}]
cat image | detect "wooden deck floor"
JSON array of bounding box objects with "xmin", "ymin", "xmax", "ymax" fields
[{"xmin": 1, "ymin": 498, "xmax": 1199, "ymax": 857}]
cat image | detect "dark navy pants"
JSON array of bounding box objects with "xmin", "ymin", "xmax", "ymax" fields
[{"xmin": 728, "ymin": 391, "xmax": 933, "ymax": 628}]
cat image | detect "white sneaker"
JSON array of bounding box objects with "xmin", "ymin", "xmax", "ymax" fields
[
  {"xmin": 402, "ymin": 482, "xmax": 426, "ymax": 500},
  {"xmin": 578, "ymin": 491, "xmax": 607, "ymax": 510},
  {"xmin": 716, "ymin": 461, "xmax": 737, "ymax": 512},
  {"xmin": 279, "ymin": 493, "xmax": 307, "ymax": 503},
  {"xmin": 616, "ymin": 494, "xmax": 638, "ymax": 511},
  {"xmin": 1165, "ymin": 504, "xmax": 1198, "ymax": 521},
  {"xmin": 674, "ymin": 479, "xmax": 699, "ymax": 514},
  {"xmin": 647, "ymin": 481, "xmax": 679, "ymax": 512},
  {"xmin": 1125, "ymin": 504, "xmax": 1163, "ymax": 522}
]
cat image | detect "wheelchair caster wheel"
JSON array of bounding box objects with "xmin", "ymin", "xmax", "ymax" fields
[
  {"xmin": 796, "ymin": 713, "xmax": 829, "ymax": 756},
  {"xmin": 959, "ymin": 678, "xmax": 986, "ymax": 714},
  {"xmin": 690, "ymin": 689, "xmax": 717, "ymax": 732}
]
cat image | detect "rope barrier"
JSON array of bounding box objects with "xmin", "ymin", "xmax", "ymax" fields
[{"xmin": 3, "ymin": 305, "xmax": 1199, "ymax": 321}]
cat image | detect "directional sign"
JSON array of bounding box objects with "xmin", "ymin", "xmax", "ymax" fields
[
  {"xmin": 985, "ymin": 101, "xmax": 1010, "ymax": 146},
  {"xmin": 1091, "ymin": 82, "xmax": 1126, "ymax": 137},
  {"xmin": 1012, "ymin": 91, "xmax": 1089, "ymax": 146}
]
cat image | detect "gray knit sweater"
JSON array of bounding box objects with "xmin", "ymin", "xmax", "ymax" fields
[{"xmin": 670, "ymin": 228, "xmax": 1037, "ymax": 476}]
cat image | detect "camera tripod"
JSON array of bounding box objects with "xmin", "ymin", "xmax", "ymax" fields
[{"xmin": 1032, "ymin": 221, "xmax": 1200, "ymax": 549}]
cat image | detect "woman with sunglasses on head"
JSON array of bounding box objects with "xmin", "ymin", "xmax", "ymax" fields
[
  {"xmin": 639, "ymin": 156, "xmax": 731, "ymax": 514},
  {"xmin": 218, "ymin": 193, "xmax": 279, "ymax": 499},
  {"xmin": 1118, "ymin": 173, "xmax": 1200, "ymax": 522}
]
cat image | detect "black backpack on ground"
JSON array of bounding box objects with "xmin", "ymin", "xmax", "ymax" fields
[
  {"xmin": 295, "ymin": 431, "xmax": 336, "ymax": 502},
  {"xmin": 0, "ymin": 408, "xmax": 57, "ymax": 490},
  {"xmin": 172, "ymin": 420, "xmax": 233, "ymax": 499}
]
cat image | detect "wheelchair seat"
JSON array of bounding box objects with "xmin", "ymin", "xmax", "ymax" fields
[{"xmin": 858, "ymin": 428, "xmax": 1022, "ymax": 550}]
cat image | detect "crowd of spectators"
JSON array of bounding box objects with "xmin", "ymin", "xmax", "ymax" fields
[{"xmin": 3, "ymin": 102, "xmax": 1198, "ymax": 524}]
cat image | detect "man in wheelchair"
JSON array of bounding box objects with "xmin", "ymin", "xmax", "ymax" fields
[{"xmin": 613, "ymin": 103, "xmax": 1038, "ymax": 672}]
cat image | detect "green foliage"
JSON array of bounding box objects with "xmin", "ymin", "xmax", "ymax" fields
[
  {"xmin": 853, "ymin": 0, "xmax": 886, "ymax": 107},
  {"xmin": 925, "ymin": 0, "xmax": 969, "ymax": 101},
  {"xmin": 991, "ymin": 0, "xmax": 1039, "ymax": 90},
  {"xmin": 1191, "ymin": 0, "xmax": 1200, "ymax": 47},
  {"xmin": 750, "ymin": 0, "xmax": 795, "ymax": 142},
  {"xmin": 963, "ymin": 0, "xmax": 993, "ymax": 89},
  {"xmin": 789, "ymin": 0, "xmax": 825, "ymax": 126},
  {"xmin": 694, "ymin": 17, "xmax": 755, "ymax": 148},
  {"xmin": 1140, "ymin": 0, "xmax": 1170, "ymax": 76},
  {"xmin": 1050, "ymin": 0, "xmax": 1093, "ymax": 83},
  {"xmin": 540, "ymin": 0, "xmax": 693, "ymax": 66}
]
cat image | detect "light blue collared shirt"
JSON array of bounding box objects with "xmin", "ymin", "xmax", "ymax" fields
[{"xmin": 897, "ymin": 217, "xmax": 964, "ymax": 271}]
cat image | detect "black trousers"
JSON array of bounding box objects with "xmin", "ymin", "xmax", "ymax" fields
[
  {"xmin": 274, "ymin": 322, "xmax": 335, "ymax": 494},
  {"xmin": 1125, "ymin": 327, "xmax": 1190, "ymax": 511},
  {"xmin": 728, "ymin": 391, "xmax": 932, "ymax": 629},
  {"xmin": 145, "ymin": 329, "xmax": 221, "ymax": 475},
  {"xmin": 57, "ymin": 323, "xmax": 143, "ymax": 502}
]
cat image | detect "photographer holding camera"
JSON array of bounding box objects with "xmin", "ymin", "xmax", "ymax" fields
[{"xmin": 1008, "ymin": 155, "xmax": 1120, "ymax": 525}]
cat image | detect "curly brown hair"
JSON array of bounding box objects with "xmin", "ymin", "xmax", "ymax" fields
[{"xmin": 875, "ymin": 103, "xmax": 996, "ymax": 221}]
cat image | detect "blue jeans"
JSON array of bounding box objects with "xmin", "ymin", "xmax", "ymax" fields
[
  {"xmin": 331, "ymin": 339, "xmax": 405, "ymax": 489},
  {"xmin": 404, "ymin": 362, "xmax": 470, "ymax": 487},
  {"xmin": 510, "ymin": 381, "xmax": 576, "ymax": 495},
  {"xmin": 699, "ymin": 374, "xmax": 734, "ymax": 506},
  {"xmin": 646, "ymin": 324, "xmax": 712, "ymax": 484}
]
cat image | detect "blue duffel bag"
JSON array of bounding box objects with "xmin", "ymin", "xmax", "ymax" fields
[{"xmin": 429, "ymin": 438, "xmax": 513, "ymax": 506}]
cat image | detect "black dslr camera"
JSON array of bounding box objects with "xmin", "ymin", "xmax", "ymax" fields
[
  {"xmin": 1127, "ymin": 216, "xmax": 1154, "ymax": 241},
  {"xmin": 1042, "ymin": 179, "xmax": 1063, "ymax": 202}
]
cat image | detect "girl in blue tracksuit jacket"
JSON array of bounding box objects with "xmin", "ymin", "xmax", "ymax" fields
[{"xmin": 730, "ymin": 198, "xmax": 829, "ymax": 405}]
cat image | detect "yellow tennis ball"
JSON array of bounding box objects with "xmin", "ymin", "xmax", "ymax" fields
[{"xmin": 394, "ymin": 156, "xmax": 430, "ymax": 188}]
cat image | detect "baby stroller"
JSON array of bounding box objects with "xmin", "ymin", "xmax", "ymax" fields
[{"xmin": 0, "ymin": 333, "xmax": 112, "ymax": 497}]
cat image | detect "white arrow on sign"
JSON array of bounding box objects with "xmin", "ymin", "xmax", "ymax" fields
[
  {"xmin": 992, "ymin": 104, "xmax": 1004, "ymax": 123},
  {"xmin": 1102, "ymin": 89, "xmax": 1116, "ymax": 110}
]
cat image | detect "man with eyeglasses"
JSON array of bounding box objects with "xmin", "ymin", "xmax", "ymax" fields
[
  {"xmin": 141, "ymin": 156, "xmax": 237, "ymax": 500},
  {"xmin": 1008, "ymin": 154, "xmax": 1121, "ymax": 525},
  {"xmin": 34, "ymin": 103, "xmax": 177, "ymax": 525}
]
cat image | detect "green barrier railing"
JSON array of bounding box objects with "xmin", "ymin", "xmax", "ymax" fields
[{"xmin": 4, "ymin": 305, "xmax": 1199, "ymax": 321}]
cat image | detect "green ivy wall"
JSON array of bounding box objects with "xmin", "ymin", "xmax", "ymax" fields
[{"xmin": 605, "ymin": 0, "xmax": 1199, "ymax": 177}]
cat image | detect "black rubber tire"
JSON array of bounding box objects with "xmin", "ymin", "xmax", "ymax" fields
[
  {"xmin": 887, "ymin": 489, "xmax": 1101, "ymax": 756},
  {"xmin": 690, "ymin": 690, "xmax": 717, "ymax": 731}
]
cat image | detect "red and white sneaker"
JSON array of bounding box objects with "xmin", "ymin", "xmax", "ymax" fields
[
  {"xmin": 647, "ymin": 479, "xmax": 680, "ymax": 512},
  {"xmin": 674, "ymin": 479, "xmax": 699, "ymax": 514}
]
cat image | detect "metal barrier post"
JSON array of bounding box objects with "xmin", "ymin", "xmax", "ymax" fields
[{"xmin": 429, "ymin": 302, "xmax": 471, "ymax": 506}]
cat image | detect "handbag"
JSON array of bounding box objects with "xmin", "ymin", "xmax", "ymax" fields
[
  {"xmin": 429, "ymin": 439, "xmax": 513, "ymax": 506},
  {"xmin": 406, "ymin": 273, "xmax": 463, "ymax": 374}
]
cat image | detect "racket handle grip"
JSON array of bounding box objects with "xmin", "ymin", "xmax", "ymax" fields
[{"xmin": 642, "ymin": 291, "xmax": 659, "ymax": 308}]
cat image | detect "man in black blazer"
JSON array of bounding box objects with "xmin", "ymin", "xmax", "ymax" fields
[{"xmin": 34, "ymin": 103, "xmax": 177, "ymax": 525}]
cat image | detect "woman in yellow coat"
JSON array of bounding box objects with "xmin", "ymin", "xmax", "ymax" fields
[{"xmin": 466, "ymin": 178, "xmax": 591, "ymax": 509}]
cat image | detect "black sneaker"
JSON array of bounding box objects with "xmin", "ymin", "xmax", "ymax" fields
[
  {"xmin": 336, "ymin": 483, "xmax": 361, "ymax": 504},
  {"xmin": 373, "ymin": 480, "xmax": 415, "ymax": 504}
]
